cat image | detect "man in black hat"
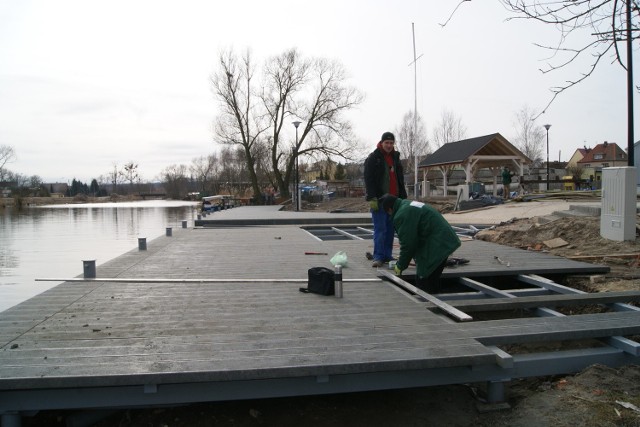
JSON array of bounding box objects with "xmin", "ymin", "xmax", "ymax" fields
[{"xmin": 364, "ymin": 132, "xmax": 407, "ymax": 267}]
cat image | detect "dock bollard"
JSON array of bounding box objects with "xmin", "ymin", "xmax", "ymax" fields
[
  {"xmin": 138, "ymin": 237, "xmax": 147, "ymax": 251},
  {"xmin": 182, "ymin": 220, "xmax": 187, "ymax": 228},
  {"xmin": 83, "ymin": 260, "xmax": 96, "ymax": 279},
  {"xmin": 334, "ymin": 265, "xmax": 343, "ymax": 298},
  {"xmin": 166, "ymin": 227, "xmax": 172, "ymax": 237},
  {"xmin": 197, "ymin": 214, "xmax": 202, "ymax": 220}
]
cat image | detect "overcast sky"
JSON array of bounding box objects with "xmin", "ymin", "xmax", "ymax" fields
[{"xmin": 0, "ymin": 0, "xmax": 636, "ymax": 184}]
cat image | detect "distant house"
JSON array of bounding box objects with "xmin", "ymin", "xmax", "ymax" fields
[
  {"xmin": 0, "ymin": 181, "xmax": 16, "ymax": 198},
  {"xmin": 578, "ymin": 141, "xmax": 628, "ymax": 167},
  {"xmin": 567, "ymin": 147, "xmax": 590, "ymax": 167},
  {"xmin": 577, "ymin": 141, "xmax": 628, "ymax": 188}
]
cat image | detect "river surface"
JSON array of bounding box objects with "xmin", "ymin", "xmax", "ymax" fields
[{"xmin": 0, "ymin": 200, "xmax": 198, "ymax": 313}]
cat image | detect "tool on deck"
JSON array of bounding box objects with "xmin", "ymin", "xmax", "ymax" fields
[
  {"xmin": 305, "ymin": 252, "xmax": 328, "ymax": 255},
  {"xmin": 494, "ymin": 256, "xmax": 511, "ymax": 267}
]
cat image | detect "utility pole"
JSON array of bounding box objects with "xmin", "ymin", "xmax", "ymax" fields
[
  {"xmin": 626, "ymin": 0, "xmax": 634, "ymax": 165},
  {"xmin": 409, "ymin": 23, "xmax": 423, "ymax": 198}
]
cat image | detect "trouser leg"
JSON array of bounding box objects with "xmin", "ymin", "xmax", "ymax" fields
[
  {"xmin": 371, "ymin": 208, "xmax": 389, "ymax": 261},
  {"xmin": 383, "ymin": 213, "xmax": 394, "ymax": 261},
  {"xmin": 416, "ymin": 260, "xmax": 447, "ymax": 293}
]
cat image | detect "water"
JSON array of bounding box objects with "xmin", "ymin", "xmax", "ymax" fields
[{"xmin": 0, "ymin": 200, "xmax": 198, "ymax": 313}]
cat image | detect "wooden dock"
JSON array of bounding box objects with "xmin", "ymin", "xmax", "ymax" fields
[{"xmin": 1, "ymin": 206, "xmax": 638, "ymax": 426}]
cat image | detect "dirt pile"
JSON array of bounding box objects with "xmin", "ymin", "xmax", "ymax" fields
[{"xmin": 475, "ymin": 216, "xmax": 639, "ymax": 282}]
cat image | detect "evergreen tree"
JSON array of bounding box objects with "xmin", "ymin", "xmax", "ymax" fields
[{"xmin": 90, "ymin": 179, "xmax": 99, "ymax": 196}]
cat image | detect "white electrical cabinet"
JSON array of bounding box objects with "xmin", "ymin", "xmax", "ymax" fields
[{"xmin": 600, "ymin": 166, "xmax": 637, "ymax": 241}]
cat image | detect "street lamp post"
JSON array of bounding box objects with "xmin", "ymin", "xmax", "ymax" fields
[
  {"xmin": 544, "ymin": 124, "xmax": 551, "ymax": 191},
  {"xmin": 292, "ymin": 121, "xmax": 302, "ymax": 211}
]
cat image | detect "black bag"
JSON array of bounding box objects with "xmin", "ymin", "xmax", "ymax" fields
[{"xmin": 299, "ymin": 267, "xmax": 335, "ymax": 296}]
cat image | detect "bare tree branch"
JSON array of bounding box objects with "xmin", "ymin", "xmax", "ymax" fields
[
  {"xmin": 432, "ymin": 109, "xmax": 467, "ymax": 149},
  {"xmin": 439, "ymin": 0, "xmax": 472, "ymax": 27},
  {"xmin": 442, "ymin": 0, "xmax": 640, "ymax": 115},
  {"xmin": 0, "ymin": 144, "xmax": 16, "ymax": 181},
  {"xmin": 500, "ymin": 0, "xmax": 639, "ymax": 114}
]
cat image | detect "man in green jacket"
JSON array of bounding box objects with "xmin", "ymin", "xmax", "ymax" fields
[
  {"xmin": 501, "ymin": 166, "xmax": 513, "ymax": 199},
  {"xmin": 380, "ymin": 194, "xmax": 461, "ymax": 293}
]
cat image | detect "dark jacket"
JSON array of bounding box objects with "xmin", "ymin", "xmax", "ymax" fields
[
  {"xmin": 363, "ymin": 147, "xmax": 407, "ymax": 201},
  {"xmin": 501, "ymin": 168, "xmax": 513, "ymax": 185},
  {"xmin": 391, "ymin": 198, "xmax": 461, "ymax": 278}
]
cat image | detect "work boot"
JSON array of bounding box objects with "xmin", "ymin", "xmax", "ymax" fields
[{"xmin": 371, "ymin": 260, "xmax": 384, "ymax": 268}]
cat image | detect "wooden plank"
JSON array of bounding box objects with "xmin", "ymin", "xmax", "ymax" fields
[
  {"xmin": 378, "ymin": 270, "xmax": 473, "ymax": 322},
  {"xmin": 460, "ymin": 311, "xmax": 640, "ymax": 345},
  {"xmin": 440, "ymin": 291, "xmax": 640, "ymax": 312}
]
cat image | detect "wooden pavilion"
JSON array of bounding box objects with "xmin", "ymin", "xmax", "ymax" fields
[{"xmin": 418, "ymin": 133, "xmax": 531, "ymax": 197}]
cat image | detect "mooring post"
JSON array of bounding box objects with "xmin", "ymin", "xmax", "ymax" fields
[
  {"xmin": 165, "ymin": 227, "xmax": 172, "ymax": 237},
  {"xmin": 138, "ymin": 237, "xmax": 147, "ymax": 251},
  {"xmin": 197, "ymin": 214, "xmax": 202, "ymax": 220},
  {"xmin": 83, "ymin": 260, "xmax": 96, "ymax": 279},
  {"xmin": 182, "ymin": 220, "xmax": 187, "ymax": 229}
]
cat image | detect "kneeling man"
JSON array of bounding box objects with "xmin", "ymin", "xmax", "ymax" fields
[{"xmin": 379, "ymin": 194, "xmax": 461, "ymax": 293}]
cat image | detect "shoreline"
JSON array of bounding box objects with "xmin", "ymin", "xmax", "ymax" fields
[{"xmin": 0, "ymin": 194, "xmax": 172, "ymax": 208}]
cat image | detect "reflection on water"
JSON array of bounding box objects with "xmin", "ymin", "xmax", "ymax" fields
[{"xmin": 0, "ymin": 200, "xmax": 198, "ymax": 313}]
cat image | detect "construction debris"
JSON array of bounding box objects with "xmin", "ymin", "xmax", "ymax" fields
[{"xmin": 543, "ymin": 237, "xmax": 569, "ymax": 249}]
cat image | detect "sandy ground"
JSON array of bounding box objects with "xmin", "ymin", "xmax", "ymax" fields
[{"xmin": 23, "ymin": 196, "xmax": 640, "ymax": 427}]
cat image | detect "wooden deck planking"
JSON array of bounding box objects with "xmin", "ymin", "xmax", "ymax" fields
[
  {"xmin": 0, "ymin": 217, "xmax": 633, "ymax": 408},
  {"xmin": 1, "ymin": 276, "xmax": 498, "ymax": 389}
]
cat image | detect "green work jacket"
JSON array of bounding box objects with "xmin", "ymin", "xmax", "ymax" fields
[{"xmin": 391, "ymin": 198, "xmax": 461, "ymax": 278}]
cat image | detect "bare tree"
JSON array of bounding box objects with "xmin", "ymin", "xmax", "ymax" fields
[
  {"xmin": 211, "ymin": 49, "xmax": 270, "ymax": 200},
  {"xmin": 0, "ymin": 144, "xmax": 16, "ymax": 181},
  {"xmin": 566, "ymin": 163, "xmax": 586, "ymax": 187},
  {"xmin": 432, "ymin": 109, "xmax": 467, "ymax": 148},
  {"xmin": 161, "ymin": 164, "xmax": 188, "ymax": 199},
  {"xmin": 512, "ymin": 105, "xmax": 545, "ymax": 166},
  {"xmin": 212, "ymin": 48, "xmax": 364, "ymax": 200},
  {"xmin": 395, "ymin": 110, "xmax": 429, "ymax": 179},
  {"xmin": 217, "ymin": 146, "xmax": 245, "ymax": 194},
  {"xmin": 190, "ymin": 154, "xmax": 217, "ymax": 194},
  {"xmin": 122, "ymin": 161, "xmax": 139, "ymax": 193},
  {"xmin": 261, "ymin": 49, "xmax": 364, "ymax": 197},
  {"xmin": 107, "ymin": 163, "xmax": 121, "ymax": 194}
]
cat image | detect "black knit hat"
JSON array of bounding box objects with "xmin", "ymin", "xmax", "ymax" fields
[
  {"xmin": 380, "ymin": 131, "xmax": 395, "ymax": 142},
  {"xmin": 379, "ymin": 193, "xmax": 398, "ymax": 212}
]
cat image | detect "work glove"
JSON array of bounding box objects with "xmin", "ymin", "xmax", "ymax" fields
[
  {"xmin": 394, "ymin": 264, "xmax": 403, "ymax": 276},
  {"xmin": 369, "ymin": 199, "xmax": 379, "ymax": 211}
]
